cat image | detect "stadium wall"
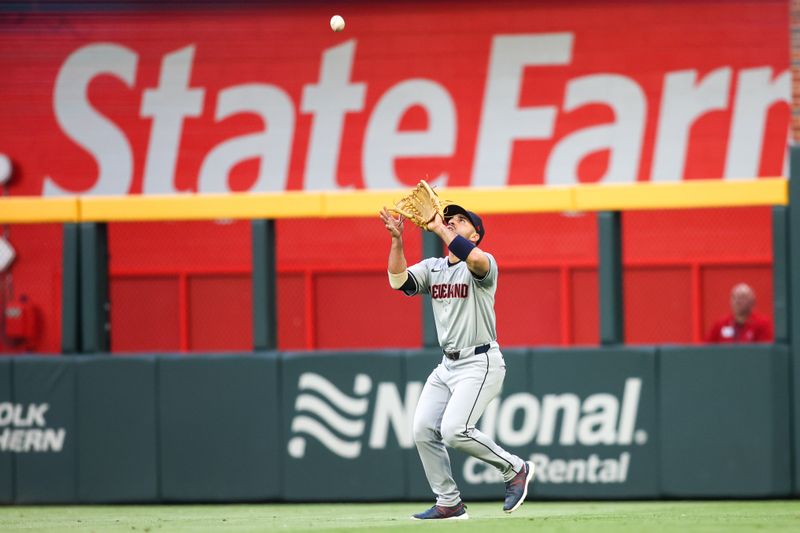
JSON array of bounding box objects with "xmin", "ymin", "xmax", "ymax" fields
[
  {"xmin": 0, "ymin": 0, "xmax": 791, "ymax": 353},
  {"xmin": 0, "ymin": 346, "xmax": 790, "ymax": 503}
]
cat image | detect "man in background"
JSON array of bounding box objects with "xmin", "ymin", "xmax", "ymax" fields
[{"xmin": 706, "ymin": 283, "xmax": 773, "ymax": 343}]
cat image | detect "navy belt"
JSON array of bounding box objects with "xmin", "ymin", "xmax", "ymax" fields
[{"xmin": 444, "ymin": 343, "xmax": 490, "ymax": 361}]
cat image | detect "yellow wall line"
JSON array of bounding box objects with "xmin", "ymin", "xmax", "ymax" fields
[{"xmin": 0, "ymin": 178, "xmax": 788, "ymax": 224}]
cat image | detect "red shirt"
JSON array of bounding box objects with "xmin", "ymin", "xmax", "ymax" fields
[{"xmin": 705, "ymin": 312, "xmax": 773, "ymax": 343}]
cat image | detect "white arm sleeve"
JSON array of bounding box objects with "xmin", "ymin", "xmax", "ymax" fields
[{"xmin": 388, "ymin": 270, "xmax": 409, "ymax": 289}]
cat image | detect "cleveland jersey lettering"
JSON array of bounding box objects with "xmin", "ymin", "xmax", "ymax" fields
[
  {"xmin": 431, "ymin": 283, "xmax": 469, "ymax": 299},
  {"xmin": 405, "ymin": 253, "xmax": 498, "ymax": 352}
]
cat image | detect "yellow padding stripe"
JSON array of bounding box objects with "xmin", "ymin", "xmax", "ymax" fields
[
  {"xmin": 444, "ymin": 185, "xmax": 575, "ymax": 214},
  {"xmin": 0, "ymin": 197, "xmax": 79, "ymax": 223},
  {"xmin": 322, "ymin": 190, "xmax": 404, "ymax": 217},
  {"xmin": 575, "ymin": 178, "xmax": 787, "ymax": 211},
  {"xmin": 79, "ymin": 192, "xmax": 324, "ymax": 222},
  {"xmin": 320, "ymin": 186, "xmax": 576, "ymax": 217},
  {"xmin": 0, "ymin": 178, "xmax": 788, "ymax": 223}
]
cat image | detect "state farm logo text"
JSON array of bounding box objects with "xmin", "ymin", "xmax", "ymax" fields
[{"xmin": 44, "ymin": 34, "xmax": 787, "ymax": 196}]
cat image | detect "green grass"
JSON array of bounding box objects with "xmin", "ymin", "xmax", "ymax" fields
[{"xmin": 1, "ymin": 501, "xmax": 799, "ymax": 532}]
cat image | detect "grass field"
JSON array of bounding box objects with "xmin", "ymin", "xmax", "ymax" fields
[{"xmin": 2, "ymin": 501, "xmax": 800, "ymax": 533}]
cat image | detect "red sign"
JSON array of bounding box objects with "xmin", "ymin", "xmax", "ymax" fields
[{"xmin": 0, "ymin": 1, "xmax": 790, "ymax": 197}]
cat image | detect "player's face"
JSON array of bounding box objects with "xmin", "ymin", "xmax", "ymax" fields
[{"xmin": 446, "ymin": 214, "xmax": 478, "ymax": 243}]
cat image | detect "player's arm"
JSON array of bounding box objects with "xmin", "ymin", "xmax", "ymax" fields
[
  {"xmin": 380, "ymin": 207, "xmax": 415, "ymax": 291},
  {"xmin": 427, "ymin": 214, "xmax": 491, "ymax": 278}
]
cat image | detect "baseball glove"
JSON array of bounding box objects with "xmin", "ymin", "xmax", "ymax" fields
[{"xmin": 388, "ymin": 180, "xmax": 448, "ymax": 230}]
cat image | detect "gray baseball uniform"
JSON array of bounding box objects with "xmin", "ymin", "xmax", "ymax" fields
[{"xmin": 403, "ymin": 252, "xmax": 526, "ymax": 506}]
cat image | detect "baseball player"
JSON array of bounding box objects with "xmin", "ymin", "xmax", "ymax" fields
[{"xmin": 379, "ymin": 203, "xmax": 534, "ymax": 520}]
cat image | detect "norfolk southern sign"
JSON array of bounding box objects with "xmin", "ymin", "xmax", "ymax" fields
[{"xmin": 0, "ymin": 403, "xmax": 66, "ymax": 453}]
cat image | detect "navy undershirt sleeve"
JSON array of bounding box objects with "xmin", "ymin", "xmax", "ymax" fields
[{"xmin": 400, "ymin": 271, "xmax": 418, "ymax": 296}]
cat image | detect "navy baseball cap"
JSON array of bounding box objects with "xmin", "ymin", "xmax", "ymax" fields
[{"xmin": 443, "ymin": 204, "xmax": 485, "ymax": 244}]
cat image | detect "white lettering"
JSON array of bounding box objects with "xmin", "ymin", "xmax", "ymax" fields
[
  {"xmin": 496, "ymin": 392, "xmax": 539, "ymax": 446},
  {"xmin": 463, "ymin": 456, "xmax": 503, "ymax": 484},
  {"xmin": 652, "ymin": 68, "xmax": 731, "ymax": 181},
  {"xmin": 0, "ymin": 403, "xmax": 12, "ymax": 426},
  {"xmin": 11, "ymin": 404, "xmax": 24, "ymax": 426},
  {"xmin": 537, "ymin": 393, "xmax": 580, "ymax": 445},
  {"xmin": 598, "ymin": 456, "xmax": 619, "ymax": 483},
  {"xmin": 9, "ymin": 429, "xmax": 24, "ymax": 451},
  {"xmin": 619, "ymin": 450, "xmax": 630, "ymax": 481},
  {"xmin": 546, "ymin": 74, "xmax": 645, "ymax": 184},
  {"xmin": 586, "ymin": 453, "xmax": 600, "ymax": 483},
  {"xmin": 363, "ymin": 79, "xmax": 455, "ymax": 189},
  {"xmin": 577, "ymin": 393, "xmax": 618, "ymax": 445},
  {"xmin": 0, "ymin": 428, "xmax": 64, "ymax": 452},
  {"xmin": 617, "ymin": 378, "xmax": 641, "ymax": 445},
  {"xmin": 463, "ymin": 456, "xmax": 483, "ymax": 484},
  {"xmin": 302, "ymin": 40, "xmax": 366, "ymax": 190},
  {"xmin": 198, "ymin": 84, "xmax": 294, "ymax": 192},
  {"xmin": 45, "ymin": 44, "xmax": 137, "ymax": 196},
  {"xmin": 548, "ymin": 458, "xmax": 567, "ymax": 483},
  {"xmin": 141, "ymin": 45, "xmax": 205, "ymax": 193},
  {"xmin": 43, "ymin": 429, "xmax": 66, "ymax": 452},
  {"xmin": 23, "ymin": 429, "xmax": 42, "ymax": 452},
  {"xmin": 0, "ymin": 403, "xmax": 49, "ymax": 427},
  {"xmin": 515, "ymin": 452, "xmax": 631, "ymax": 485},
  {"xmin": 28, "ymin": 403, "xmax": 49, "ymax": 427},
  {"xmin": 566, "ymin": 458, "xmax": 586, "ymax": 482},
  {"xmin": 43, "ymin": 39, "xmax": 791, "ymax": 195},
  {"xmin": 368, "ymin": 382, "xmax": 422, "ymax": 449},
  {"xmin": 650, "ymin": 67, "xmax": 731, "ymax": 182},
  {"xmin": 725, "ymin": 67, "xmax": 790, "ymax": 179},
  {"xmin": 472, "ymin": 33, "xmax": 572, "ymax": 186}
]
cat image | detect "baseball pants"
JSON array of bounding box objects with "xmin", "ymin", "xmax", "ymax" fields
[{"xmin": 412, "ymin": 344, "xmax": 526, "ymax": 506}]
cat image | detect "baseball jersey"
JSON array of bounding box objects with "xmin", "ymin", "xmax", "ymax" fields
[
  {"xmin": 405, "ymin": 254, "xmax": 498, "ymax": 352},
  {"xmin": 705, "ymin": 312, "xmax": 773, "ymax": 343}
]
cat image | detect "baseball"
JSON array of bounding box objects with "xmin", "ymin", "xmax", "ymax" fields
[{"xmin": 330, "ymin": 14, "xmax": 345, "ymax": 32}]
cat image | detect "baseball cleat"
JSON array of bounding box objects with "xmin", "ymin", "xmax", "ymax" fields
[
  {"xmin": 503, "ymin": 460, "xmax": 535, "ymax": 513},
  {"xmin": 411, "ymin": 501, "xmax": 469, "ymax": 520}
]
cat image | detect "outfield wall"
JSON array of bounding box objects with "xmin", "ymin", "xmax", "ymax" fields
[
  {"xmin": 0, "ymin": 0, "xmax": 791, "ymax": 354},
  {"xmin": 0, "ymin": 345, "xmax": 789, "ymax": 503}
]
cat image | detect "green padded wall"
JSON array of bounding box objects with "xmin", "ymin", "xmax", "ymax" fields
[
  {"xmin": 158, "ymin": 354, "xmax": 281, "ymax": 501},
  {"xmin": 281, "ymin": 351, "xmax": 407, "ymax": 501},
  {"xmin": 659, "ymin": 344, "xmax": 791, "ymax": 497},
  {"xmin": 1, "ymin": 344, "xmax": 794, "ymax": 502},
  {"xmin": 13, "ymin": 357, "xmax": 78, "ymax": 503},
  {"xmin": 76, "ymin": 356, "xmax": 158, "ymax": 502},
  {"xmin": 0, "ymin": 358, "xmax": 12, "ymax": 503}
]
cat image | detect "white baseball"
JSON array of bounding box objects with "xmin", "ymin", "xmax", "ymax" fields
[{"xmin": 330, "ymin": 14, "xmax": 345, "ymax": 32}]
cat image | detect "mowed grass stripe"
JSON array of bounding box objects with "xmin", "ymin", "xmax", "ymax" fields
[{"xmin": 0, "ymin": 501, "xmax": 799, "ymax": 533}]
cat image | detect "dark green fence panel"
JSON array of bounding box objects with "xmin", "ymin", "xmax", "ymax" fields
[
  {"xmin": 529, "ymin": 348, "xmax": 659, "ymax": 498},
  {"xmin": 659, "ymin": 344, "xmax": 791, "ymax": 497},
  {"xmin": 12, "ymin": 357, "xmax": 77, "ymax": 503},
  {"xmin": 0, "ymin": 358, "xmax": 13, "ymax": 503},
  {"xmin": 77, "ymin": 356, "xmax": 158, "ymax": 502},
  {"xmin": 281, "ymin": 351, "xmax": 407, "ymax": 501},
  {"xmin": 158, "ymin": 353, "xmax": 280, "ymax": 501}
]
